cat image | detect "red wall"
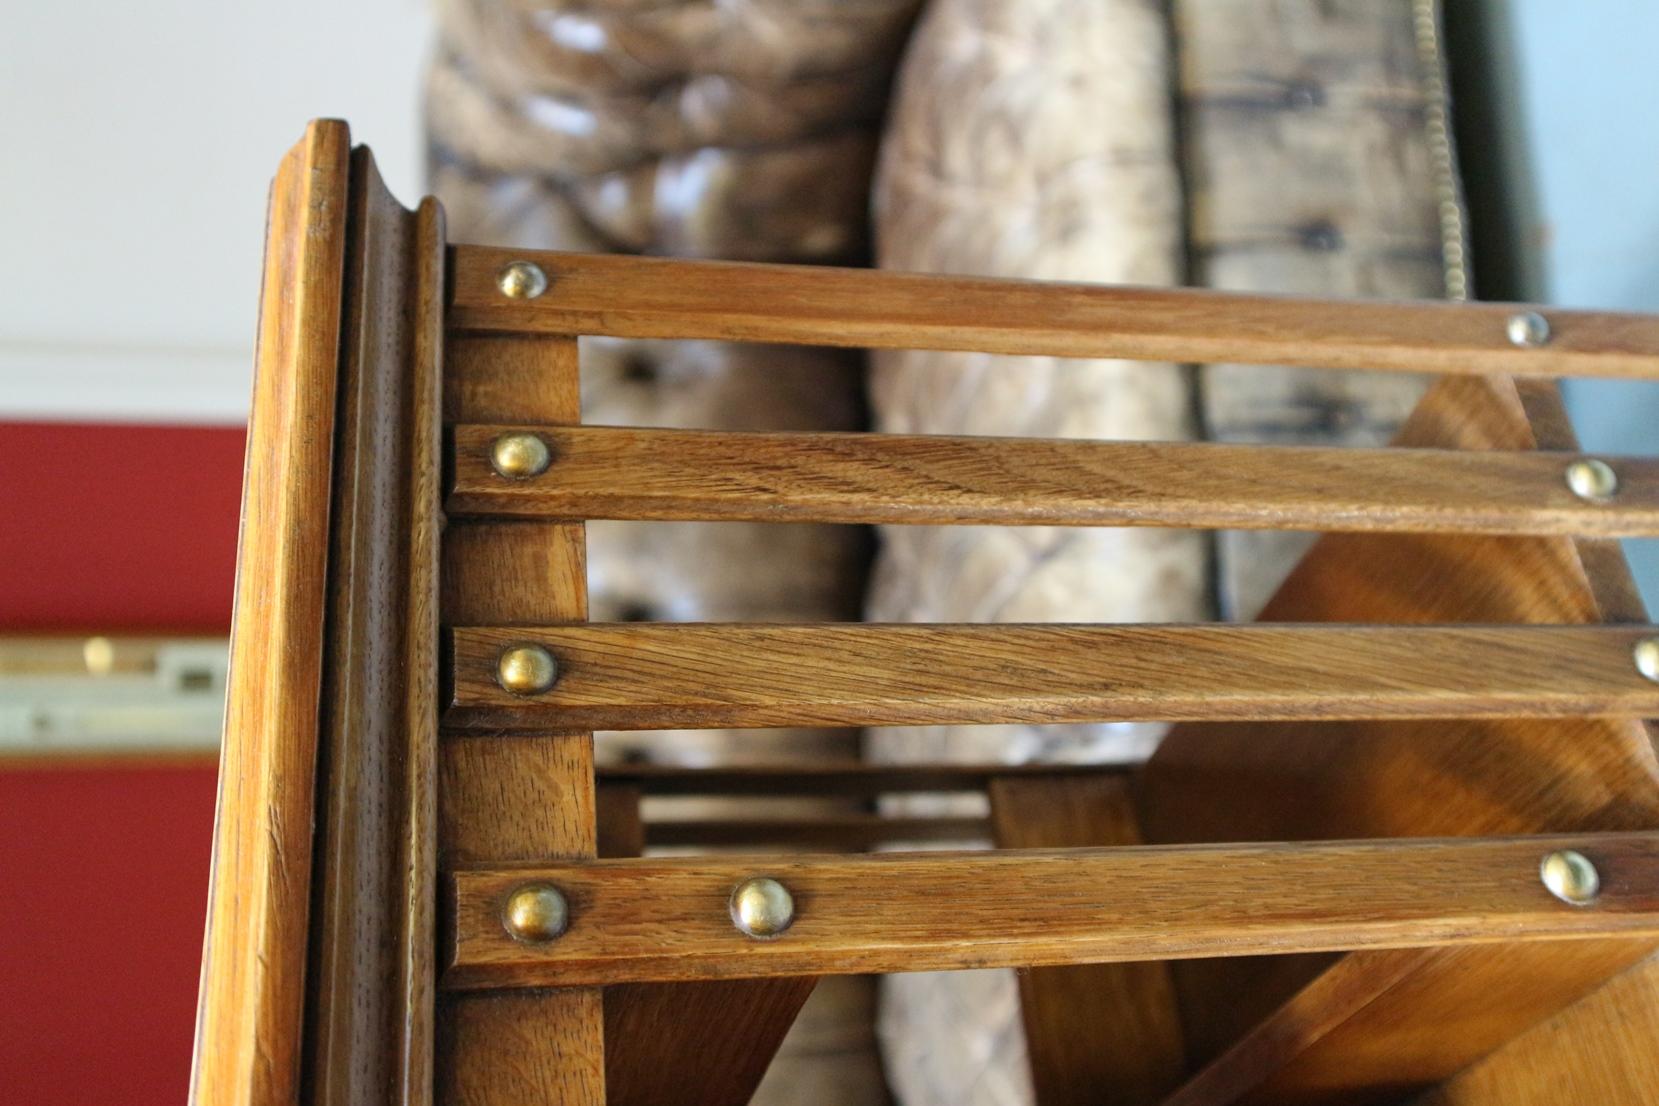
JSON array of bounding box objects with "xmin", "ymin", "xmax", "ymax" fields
[{"xmin": 0, "ymin": 421, "xmax": 244, "ymax": 1106}]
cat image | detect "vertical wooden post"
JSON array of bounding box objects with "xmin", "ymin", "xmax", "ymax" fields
[{"xmin": 436, "ymin": 335, "xmax": 606, "ymax": 1104}]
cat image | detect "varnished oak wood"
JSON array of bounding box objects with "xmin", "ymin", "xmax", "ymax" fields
[
  {"xmin": 596, "ymin": 760, "xmax": 1130, "ymax": 796},
  {"xmin": 1411, "ymin": 953, "xmax": 1659, "ymax": 1104},
  {"xmin": 1139, "ymin": 375, "xmax": 1659, "ymax": 1103},
  {"xmin": 1158, "ymin": 939, "xmax": 1659, "ymax": 1106},
  {"xmin": 990, "ymin": 775, "xmax": 1186, "ymax": 1106},
  {"xmin": 192, "ymin": 120, "xmax": 350, "ymax": 1106},
  {"xmin": 305, "ymin": 147, "xmax": 443, "ymax": 1106},
  {"xmin": 595, "ymin": 783, "xmax": 645, "ymax": 860},
  {"xmin": 603, "ymin": 980, "xmax": 820, "ymax": 1106},
  {"xmin": 447, "ymin": 622, "xmax": 1659, "ymax": 731},
  {"xmin": 436, "ymin": 334, "xmax": 606, "ymax": 1105},
  {"xmin": 444, "ymin": 833, "xmax": 1659, "ymax": 989},
  {"xmin": 450, "ymin": 424, "xmax": 1659, "ymax": 536},
  {"xmin": 449, "ymin": 246, "xmax": 1659, "ymax": 380}
]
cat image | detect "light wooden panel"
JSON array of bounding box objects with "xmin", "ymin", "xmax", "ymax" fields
[
  {"xmin": 192, "ymin": 119, "xmax": 350, "ymax": 1106},
  {"xmin": 445, "ymin": 833, "xmax": 1659, "ymax": 989},
  {"xmin": 447, "ymin": 622, "xmax": 1659, "ymax": 731},
  {"xmin": 990, "ymin": 775, "xmax": 1187, "ymax": 1106},
  {"xmin": 1139, "ymin": 375, "xmax": 1659, "ymax": 1103},
  {"xmin": 1411, "ymin": 953, "xmax": 1659, "ymax": 1104},
  {"xmin": 305, "ymin": 146, "xmax": 443, "ymax": 1106},
  {"xmin": 448, "ymin": 246, "xmax": 1659, "ymax": 379},
  {"xmin": 436, "ymin": 334, "xmax": 606, "ymax": 1106},
  {"xmin": 450, "ymin": 424, "xmax": 1659, "ymax": 536}
]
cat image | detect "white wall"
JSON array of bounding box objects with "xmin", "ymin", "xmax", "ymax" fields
[{"xmin": 0, "ymin": 0, "xmax": 432, "ymax": 424}]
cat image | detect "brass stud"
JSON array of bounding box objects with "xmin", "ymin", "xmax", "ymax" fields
[
  {"xmin": 1564, "ymin": 458, "xmax": 1619, "ymax": 502},
  {"xmin": 1540, "ymin": 849, "xmax": 1600, "ymax": 906},
  {"xmin": 730, "ymin": 876, "xmax": 795, "ymax": 939},
  {"xmin": 503, "ymin": 883, "xmax": 569, "ymax": 942},
  {"xmin": 490, "ymin": 432, "xmax": 552, "ymax": 479},
  {"xmin": 1506, "ymin": 310, "xmax": 1551, "ymax": 348},
  {"xmin": 497, "ymin": 644, "xmax": 558, "ymax": 696},
  {"xmin": 1635, "ymin": 637, "xmax": 1659, "ymax": 683},
  {"xmin": 497, "ymin": 260, "xmax": 548, "ymax": 300}
]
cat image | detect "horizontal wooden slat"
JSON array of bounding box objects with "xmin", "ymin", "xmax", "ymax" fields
[
  {"xmin": 596, "ymin": 761, "xmax": 1129, "ymax": 797},
  {"xmin": 643, "ymin": 815, "xmax": 990, "ymax": 850},
  {"xmin": 444, "ymin": 832, "xmax": 1659, "ymax": 988},
  {"xmin": 450, "ymin": 425, "xmax": 1659, "ymax": 537},
  {"xmin": 448, "ymin": 247, "xmax": 1659, "ymax": 380},
  {"xmin": 446, "ymin": 624, "xmax": 1659, "ymax": 731}
]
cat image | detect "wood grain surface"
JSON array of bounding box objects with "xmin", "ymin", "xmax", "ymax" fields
[
  {"xmin": 304, "ymin": 147, "xmax": 443, "ymax": 1106},
  {"xmin": 192, "ymin": 120, "xmax": 350, "ymax": 1106},
  {"xmin": 1138, "ymin": 375, "xmax": 1659, "ymax": 1103},
  {"xmin": 603, "ymin": 980, "xmax": 819, "ymax": 1106},
  {"xmin": 448, "ymin": 246, "xmax": 1659, "ymax": 380},
  {"xmin": 990, "ymin": 775, "xmax": 1187, "ymax": 1106},
  {"xmin": 444, "ymin": 833, "xmax": 1659, "ymax": 989},
  {"xmin": 436, "ymin": 334, "xmax": 606, "ymax": 1105},
  {"xmin": 447, "ymin": 622, "xmax": 1659, "ymax": 731},
  {"xmin": 1411, "ymin": 952, "xmax": 1659, "ymax": 1105},
  {"xmin": 450, "ymin": 423, "xmax": 1659, "ymax": 536}
]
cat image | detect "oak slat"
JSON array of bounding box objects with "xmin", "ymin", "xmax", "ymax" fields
[
  {"xmin": 446, "ymin": 623, "xmax": 1659, "ymax": 731},
  {"xmin": 443, "ymin": 833, "xmax": 1659, "ymax": 989},
  {"xmin": 450, "ymin": 424, "xmax": 1659, "ymax": 537},
  {"xmin": 192, "ymin": 120, "xmax": 350, "ymax": 1106},
  {"xmin": 448, "ymin": 246, "xmax": 1659, "ymax": 380}
]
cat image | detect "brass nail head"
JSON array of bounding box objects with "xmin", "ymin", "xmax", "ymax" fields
[
  {"xmin": 1507, "ymin": 310, "xmax": 1551, "ymax": 348},
  {"xmin": 497, "ymin": 260, "xmax": 548, "ymax": 300},
  {"xmin": 730, "ymin": 877, "xmax": 795, "ymax": 939},
  {"xmin": 1540, "ymin": 849, "xmax": 1600, "ymax": 906},
  {"xmin": 1564, "ymin": 458, "xmax": 1619, "ymax": 502},
  {"xmin": 490, "ymin": 432, "xmax": 552, "ymax": 479},
  {"xmin": 503, "ymin": 883, "xmax": 569, "ymax": 942},
  {"xmin": 1635, "ymin": 637, "xmax": 1659, "ymax": 683},
  {"xmin": 497, "ymin": 644, "xmax": 558, "ymax": 695}
]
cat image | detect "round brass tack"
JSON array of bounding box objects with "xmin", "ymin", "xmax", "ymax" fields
[
  {"xmin": 497, "ymin": 260, "xmax": 548, "ymax": 300},
  {"xmin": 490, "ymin": 432, "xmax": 552, "ymax": 479},
  {"xmin": 503, "ymin": 883, "xmax": 569, "ymax": 942},
  {"xmin": 730, "ymin": 877, "xmax": 795, "ymax": 939},
  {"xmin": 497, "ymin": 644, "xmax": 558, "ymax": 696},
  {"xmin": 1635, "ymin": 637, "xmax": 1659, "ymax": 684},
  {"xmin": 1564, "ymin": 458, "xmax": 1619, "ymax": 502},
  {"xmin": 1540, "ymin": 849, "xmax": 1600, "ymax": 907},
  {"xmin": 1506, "ymin": 310, "xmax": 1551, "ymax": 348}
]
